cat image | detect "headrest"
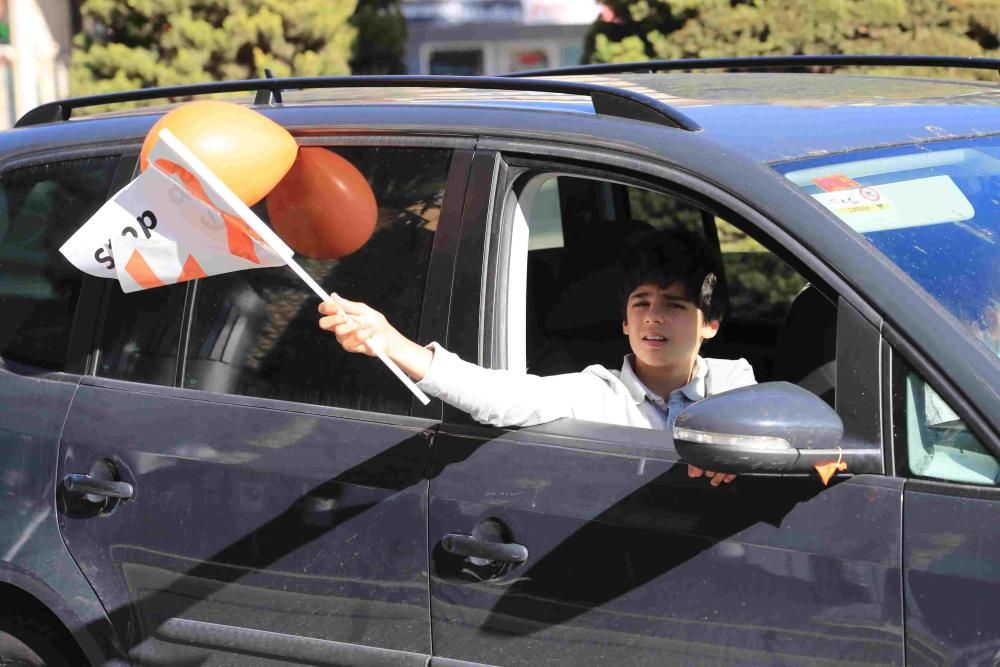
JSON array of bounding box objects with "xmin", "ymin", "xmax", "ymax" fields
[{"xmin": 542, "ymin": 220, "xmax": 653, "ymax": 334}]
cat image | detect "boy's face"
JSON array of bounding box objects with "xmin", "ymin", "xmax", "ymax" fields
[{"xmin": 622, "ymin": 281, "xmax": 719, "ymax": 371}]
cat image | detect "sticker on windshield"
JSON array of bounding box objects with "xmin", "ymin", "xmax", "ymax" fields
[
  {"xmin": 811, "ymin": 173, "xmax": 860, "ymax": 192},
  {"xmin": 811, "ymin": 175, "xmax": 974, "ymax": 233},
  {"xmin": 813, "ymin": 185, "xmax": 898, "ymax": 231}
]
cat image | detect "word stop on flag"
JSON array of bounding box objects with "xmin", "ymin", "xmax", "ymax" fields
[{"xmin": 60, "ymin": 129, "xmax": 289, "ymax": 292}]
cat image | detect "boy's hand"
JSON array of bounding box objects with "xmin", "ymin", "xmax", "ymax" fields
[
  {"xmin": 318, "ymin": 293, "xmax": 433, "ymax": 381},
  {"xmin": 318, "ymin": 294, "xmax": 398, "ymax": 358},
  {"xmin": 687, "ymin": 464, "xmax": 736, "ymax": 487}
]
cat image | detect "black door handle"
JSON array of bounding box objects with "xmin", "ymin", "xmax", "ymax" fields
[
  {"xmin": 442, "ymin": 533, "xmax": 528, "ymax": 563},
  {"xmin": 63, "ymin": 474, "xmax": 134, "ymax": 500}
]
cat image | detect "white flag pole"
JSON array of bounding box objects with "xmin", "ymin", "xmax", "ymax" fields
[
  {"xmin": 155, "ymin": 129, "xmax": 430, "ymax": 406},
  {"xmin": 283, "ymin": 260, "xmax": 430, "ymax": 405}
]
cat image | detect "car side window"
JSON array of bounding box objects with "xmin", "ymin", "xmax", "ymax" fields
[
  {"xmin": 713, "ymin": 218, "xmax": 823, "ymax": 395},
  {"xmin": 903, "ymin": 371, "xmax": 999, "ymax": 486},
  {"xmin": 181, "ymin": 145, "xmax": 451, "ymax": 415},
  {"xmin": 0, "ymin": 156, "xmax": 119, "ymax": 371},
  {"xmin": 513, "ymin": 174, "xmax": 829, "ymax": 399},
  {"xmin": 97, "ymin": 283, "xmax": 188, "ymax": 385}
]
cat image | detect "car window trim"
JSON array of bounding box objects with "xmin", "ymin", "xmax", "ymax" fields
[
  {"xmin": 79, "ymin": 373, "xmax": 443, "ymax": 431},
  {"xmin": 412, "ymin": 146, "xmax": 475, "ymax": 419},
  {"xmin": 446, "ymin": 149, "xmax": 502, "ymax": 375},
  {"xmin": 836, "ymin": 297, "xmax": 883, "ymax": 455},
  {"xmin": 902, "ymin": 477, "xmax": 1000, "ymax": 501},
  {"xmin": 0, "ymin": 142, "xmax": 135, "ymax": 173},
  {"xmin": 296, "ymin": 135, "xmax": 476, "ymax": 150}
]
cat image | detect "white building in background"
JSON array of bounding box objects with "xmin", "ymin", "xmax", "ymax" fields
[
  {"xmin": 0, "ymin": 0, "xmax": 73, "ymax": 129},
  {"xmin": 403, "ymin": 0, "xmax": 605, "ymax": 75}
]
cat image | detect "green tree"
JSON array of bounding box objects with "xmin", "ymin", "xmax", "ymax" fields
[
  {"xmin": 351, "ymin": 0, "xmax": 407, "ymax": 74},
  {"xmin": 70, "ymin": 0, "xmax": 360, "ymax": 101},
  {"xmin": 585, "ymin": 0, "xmax": 999, "ymax": 81}
]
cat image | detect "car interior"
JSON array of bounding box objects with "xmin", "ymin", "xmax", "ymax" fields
[{"xmin": 517, "ymin": 173, "xmax": 838, "ymax": 406}]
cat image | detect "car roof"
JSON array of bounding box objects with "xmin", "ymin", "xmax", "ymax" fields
[
  {"xmin": 302, "ymin": 71, "xmax": 996, "ymax": 163},
  {"xmin": 590, "ymin": 73, "xmax": 1000, "ymax": 163},
  {"xmin": 11, "ymin": 71, "xmax": 1000, "ymax": 165}
]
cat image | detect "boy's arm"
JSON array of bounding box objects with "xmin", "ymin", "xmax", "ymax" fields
[
  {"xmin": 321, "ymin": 295, "xmax": 738, "ymax": 487},
  {"xmin": 318, "ymin": 294, "xmax": 602, "ymax": 427}
]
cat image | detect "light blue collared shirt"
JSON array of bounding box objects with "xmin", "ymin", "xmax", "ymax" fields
[{"xmin": 619, "ymin": 354, "xmax": 710, "ymax": 430}]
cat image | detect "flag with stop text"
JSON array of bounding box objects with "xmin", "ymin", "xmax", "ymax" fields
[{"xmin": 59, "ymin": 129, "xmax": 292, "ymax": 292}]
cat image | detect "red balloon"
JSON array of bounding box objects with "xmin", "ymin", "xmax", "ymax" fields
[
  {"xmin": 140, "ymin": 101, "xmax": 298, "ymax": 207},
  {"xmin": 266, "ymin": 148, "xmax": 377, "ymax": 259}
]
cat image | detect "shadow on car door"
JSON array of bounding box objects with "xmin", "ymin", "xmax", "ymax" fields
[
  {"xmin": 58, "ymin": 379, "xmax": 435, "ymax": 666},
  {"xmin": 53, "ymin": 142, "xmax": 471, "ymax": 666},
  {"xmin": 428, "ymin": 421, "xmax": 904, "ymax": 666}
]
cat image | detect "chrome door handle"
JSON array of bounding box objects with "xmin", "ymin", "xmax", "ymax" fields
[
  {"xmin": 442, "ymin": 533, "xmax": 528, "ymax": 563},
  {"xmin": 63, "ymin": 474, "xmax": 134, "ymax": 500}
]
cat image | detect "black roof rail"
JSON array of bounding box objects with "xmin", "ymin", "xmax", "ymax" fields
[
  {"xmin": 14, "ymin": 75, "xmax": 701, "ymax": 131},
  {"xmin": 253, "ymin": 68, "xmax": 283, "ymax": 106},
  {"xmin": 506, "ymin": 54, "xmax": 1000, "ymax": 79}
]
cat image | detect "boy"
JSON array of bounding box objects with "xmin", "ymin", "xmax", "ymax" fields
[{"xmin": 318, "ymin": 230, "xmax": 755, "ymax": 486}]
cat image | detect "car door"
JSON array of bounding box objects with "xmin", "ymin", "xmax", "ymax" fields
[
  {"xmin": 426, "ymin": 150, "xmax": 904, "ymax": 665},
  {"xmin": 770, "ymin": 131, "xmax": 1000, "ymax": 667},
  {"xmin": 57, "ymin": 140, "xmax": 472, "ymax": 666},
  {"xmin": 0, "ymin": 148, "xmax": 128, "ymax": 664},
  {"xmin": 887, "ymin": 338, "xmax": 1000, "ymax": 665}
]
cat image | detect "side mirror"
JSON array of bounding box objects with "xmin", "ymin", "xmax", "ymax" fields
[{"xmin": 673, "ymin": 382, "xmax": 870, "ymax": 475}]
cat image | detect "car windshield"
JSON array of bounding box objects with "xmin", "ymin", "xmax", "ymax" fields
[{"xmin": 773, "ymin": 135, "xmax": 1000, "ymax": 357}]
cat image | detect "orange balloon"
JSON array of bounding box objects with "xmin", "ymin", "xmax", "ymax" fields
[
  {"xmin": 266, "ymin": 148, "xmax": 377, "ymax": 259},
  {"xmin": 140, "ymin": 100, "xmax": 298, "ymax": 207}
]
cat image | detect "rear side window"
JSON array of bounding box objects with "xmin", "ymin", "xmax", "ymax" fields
[
  {"xmin": 0, "ymin": 156, "xmax": 118, "ymax": 370},
  {"xmin": 182, "ymin": 145, "xmax": 452, "ymax": 415}
]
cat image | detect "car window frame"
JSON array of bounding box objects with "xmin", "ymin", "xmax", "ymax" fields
[
  {"xmin": 448, "ymin": 143, "xmax": 885, "ymax": 469},
  {"xmin": 84, "ymin": 135, "xmax": 475, "ymax": 422}
]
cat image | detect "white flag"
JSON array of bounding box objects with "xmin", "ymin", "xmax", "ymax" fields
[{"xmin": 60, "ymin": 129, "xmax": 291, "ymax": 292}]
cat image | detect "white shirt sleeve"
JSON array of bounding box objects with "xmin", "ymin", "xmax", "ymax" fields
[{"xmin": 416, "ymin": 343, "xmax": 622, "ymax": 428}]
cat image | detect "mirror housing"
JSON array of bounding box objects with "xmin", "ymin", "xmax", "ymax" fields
[{"xmin": 673, "ymin": 382, "xmax": 858, "ymax": 474}]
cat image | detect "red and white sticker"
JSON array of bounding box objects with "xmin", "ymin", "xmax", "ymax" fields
[
  {"xmin": 813, "ymin": 185, "xmax": 898, "ymax": 232},
  {"xmin": 812, "ymin": 173, "xmax": 860, "ymax": 192},
  {"xmin": 858, "ymin": 187, "xmax": 880, "ymax": 202}
]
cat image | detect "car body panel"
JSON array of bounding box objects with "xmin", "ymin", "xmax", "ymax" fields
[
  {"xmin": 57, "ymin": 377, "xmax": 435, "ymax": 665},
  {"xmin": 0, "ymin": 366, "xmax": 129, "ymax": 666},
  {"xmin": 903, "ymin": 484, "xmax": 1000, "ymax": 664},
  {"xmin": 428, "ymin": 423, "xmax": 904, "ymax": 665}
]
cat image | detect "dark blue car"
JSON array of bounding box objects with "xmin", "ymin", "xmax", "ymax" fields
[{"xmin": 1, "ymin": 57, "xmax": 999, "ymax": 666}]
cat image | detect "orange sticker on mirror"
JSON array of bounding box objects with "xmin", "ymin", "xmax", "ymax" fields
[{"xmin": 815, "ymin": 448, "xmax": 848, "ymax": 486}]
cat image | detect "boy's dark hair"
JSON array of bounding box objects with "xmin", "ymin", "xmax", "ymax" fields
[{"xmin": 618, "ymin": 229, "xmax": 728, "ymax": 323}]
